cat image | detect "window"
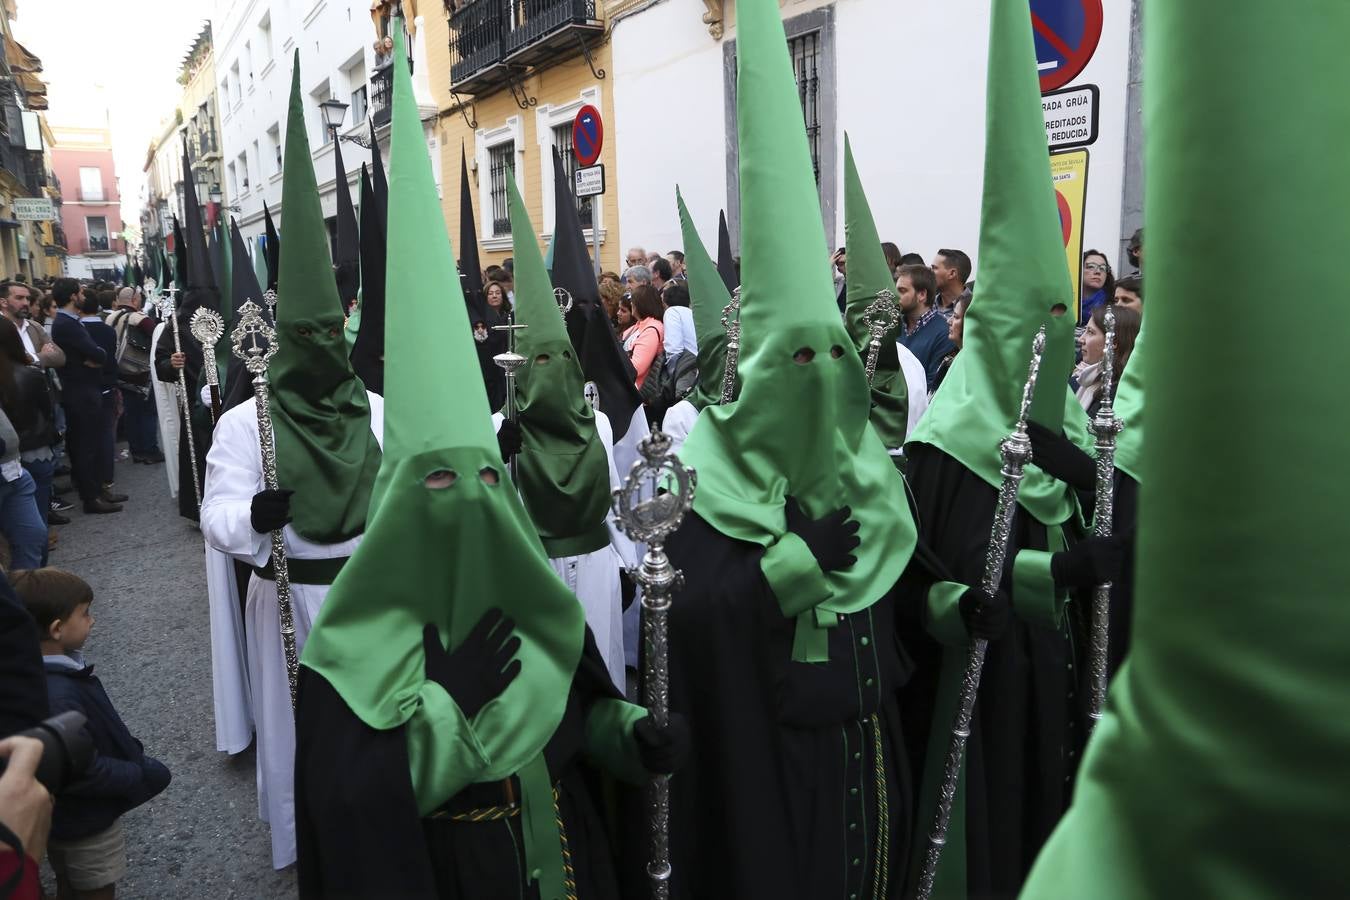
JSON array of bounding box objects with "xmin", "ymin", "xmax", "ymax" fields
[
  {"xmin": 86, "ymin": 215, "xmax": 108, "ymax": 251},
  {"xmin": 238, "ymin": 152, "xmax": 250, "ymax": 191},
  {"xmin": 258, "ymin": 14, "xmax": 273, "ymax": 68},
  {"xmin": 350, "ymin": 85, "xmax": 368, "ymax": 126},
  {"xmin": 220, "ymin": 79, "xmax": 230, "ymax": 112},
  {"xmin": 251, "ymin": 141, "xmax": 261, "ymax": 185},
  {"xmin": 789, "ymin": 32, "xmax": 822, "ymax": 184},
  {"xmin": 227, "ymin": 161, "xmax": 238, "ymax": 198},
  {"xmin": 266, "ymin": 124, "xmax": 282, "ymax": 174},
  {"xmin": 489, "ymin": 142, "xmax": 514, "ymax": 237},
  {"xmin": 552, "ymin": 124, "xmax": 592, "ymax": 228},
  {"xmin": 230, "ymin": 62, "xmax": 241, "ymax": 107},
  {"xmin": 311, "ymin": 82, "xmax": 333, "ymax": 145},
  {"xmin": 78, "ymin": 166, "xmax": 103, "ymax": 201}
]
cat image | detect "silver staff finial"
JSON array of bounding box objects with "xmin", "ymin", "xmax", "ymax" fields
[
  {"xmin": 612, "ymin": 430, "xmax": 696, "ymax": 899},
  {"xmin": 190, "ymin": 307, "xmax": 227, "ymax": 423},
  {"xmin": 719, "ymin": 287, "xmax": 742, "ymax": 405},
  {"xmin": 862, "ymin": 289, "xmax": 900, "ymax": 385},
  {"xmin": 553, "ymin": 287, "xmax": 573, "ymax": 317},
  {"xmin": 1087, "ymin": 305, "xmax": 1125, "ymax": 725}
]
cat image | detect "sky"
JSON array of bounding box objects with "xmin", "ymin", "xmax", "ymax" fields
[{"xmin": 12, "ymin": 0, "xmax": 214, "ymax": 231}]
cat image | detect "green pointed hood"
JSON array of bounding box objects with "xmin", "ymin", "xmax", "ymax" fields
[
  {"xmin": 678, "ymin": 0, "xmax": 914, "ymax": 618},
  {"xmin": 905, "ymin": 0, "xmax": 1078, "ymax": 525},
  {"xmin": 842, "ymin": 135, "xmax": 908, "ymax": 449},
  {"xmin": 508, "ymin": 170, "xmax": 612, "ymax": 558},
  {"xmin": 675, "ymin": 188, "xmax": 730, "ymax": 411},
  {"xmin": 301, "ymin": 29, "xmax": 584, "ymax": 900},
  {"xmin": 271, "ymin": 51, "xmax": 382, "ymax": 544},
  {"xmin": 1022, "ymin": 4, "xmax": 1350, "ymax": 897}
]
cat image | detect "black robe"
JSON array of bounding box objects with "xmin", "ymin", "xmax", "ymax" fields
[
  {"xmin": 153, "ymin": 329, "xmax": 211, "ymax": 522},
  {"xmin": 901, "ymin": 443, "xmax": 1087, "ymax": 899},
  {"xmin": 663, "ymin": 512, "xmax": 914, "ymax": 900},
  {"xmin": 295, "ymin": 630, "xmax": 626, "ymax": 900}
]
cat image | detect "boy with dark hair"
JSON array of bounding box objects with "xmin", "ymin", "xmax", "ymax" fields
[{"xmin": 15, "ymin": 567, "xmax": 170, "ymax": 900}]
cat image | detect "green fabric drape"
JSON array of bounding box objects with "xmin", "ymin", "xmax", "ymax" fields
[
  {"xmin": 270, "ymin": 51, "xmax": 382, "ymax": 544},
  {"xmin": 675, "ymin": 188, "xmax": 731, "ymax": 411},
  {"xmin": 1022, "ymin": 2, "xmax": 1350, "ymax": 897}
]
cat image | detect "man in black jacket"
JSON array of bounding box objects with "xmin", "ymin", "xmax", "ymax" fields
[
  {"xmin": 48, "ymin": 280, "xmax": 119, "ymax": 514},
  {"xmin": 77, "ymin": 291, "xmax": 127, "ymax": 508}
]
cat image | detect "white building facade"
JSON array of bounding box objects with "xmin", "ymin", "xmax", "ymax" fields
[
  {"xmin": 211, "ymin": 0, "xmax": 442, "ymax": 262},
  {"xmin": 610, "ymin": 0, "xmax": 1138, "ymax": 280}
]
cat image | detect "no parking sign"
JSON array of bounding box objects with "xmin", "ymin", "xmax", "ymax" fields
[{"xmin": 1031, "ymin": 0, "xmax": 1103, "ymax": 92}]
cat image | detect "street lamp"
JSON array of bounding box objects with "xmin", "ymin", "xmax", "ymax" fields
[
  {"xmin": 208, "ymin": 183, "xmax": 241, "ymax": 214},
  {"xmin": 319, "ymin": 97, "xmax": 349, "ymax": 143}
]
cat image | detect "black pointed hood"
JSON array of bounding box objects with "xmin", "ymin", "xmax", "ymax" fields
[
  {"xmin": 332, "ymin": 138, "xmax": 360, "ymax": 313},
  {"xmin": 349, "ymin": 163, "xmax": 386, "ymax": 395},
  {"xmin": 221, "ymin": 220, "xmax": 269, "ymax": 412},
  {"xmin": 369, "ymin": 118, "xmax": 388, "ymax": 235},
  {"xmin": 171, "ymin": 217, "xmax": 187, "ymax": 290},
  {"xmin": 548, "ymin": 148, "xmax": 641, "ymax": 437},
  {"xmin": 458, "ymin": 142, "xmax": 506, "ymax": 411},
  {"xmin": 178, "ymin": 146, "xmax": 222, "ymax": 329},
  {"xmin": 262, "ymin": 202, "xmax": 280, "ymax": 293},
  {"xmin": 717, "ymin": 209, "xmax": 738, "ymax": 293}
]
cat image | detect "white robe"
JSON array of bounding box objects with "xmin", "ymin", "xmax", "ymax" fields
[
  {"xmin": 149, "ymin": 323, "xmax": 180, "ymax": 498},
  {"xmin": 495, "ymin": 411, "xmax": 632, "ymax": 690},
  {"xmin": 662, "ymin": 399, "xmax": 698, "ymax": 456},
  {"xmin": 200, "ymin": 392, "xmax": 385, "ymax": 870},
  {"xmin": 203, "ymin": 540, "xmax": 253, "ymax": 755}
]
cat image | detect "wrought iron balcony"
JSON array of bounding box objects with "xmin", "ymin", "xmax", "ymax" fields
[
  {"xmin": 449, "ymin": 0, "xmax": 602, "ymax": 95},
  {"xmin": 370, "ymin": 59, "xmax": 394, "ymax": 127}
]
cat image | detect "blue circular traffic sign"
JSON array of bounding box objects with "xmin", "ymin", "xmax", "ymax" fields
[
  {"xmin": 1030, "ymin": 0, "xmax": 1103, "ymax": 93},
  {"xmin": 573, "ymin": 105, "xmax": 603, "ymax": 168}
]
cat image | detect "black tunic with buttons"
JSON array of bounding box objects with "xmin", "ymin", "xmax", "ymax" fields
[
  {"xmin": 901, "ymin": 444, "xmax": 1088, "ymax": 900},
  {"xmin": 663, "ymin": 511, "xmax": 915, "ymax": 900}
]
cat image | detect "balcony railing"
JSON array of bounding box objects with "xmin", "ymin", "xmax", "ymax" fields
[
  {"xmin": 450, "ymin": 0, "xmax": 601, "ymax": 94},
  {"xmin": 370, "ymin": 59, "xmax": 394, "ymax": 127},
  {"xmin": 78, "ymin": 188, "xmax": 107, "ymax": 202},
  {"xmin": 81, "ymin": 237, "xmax": 112, "ymax": 254}
]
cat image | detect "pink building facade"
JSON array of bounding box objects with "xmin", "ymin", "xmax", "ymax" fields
[{"xmin": 51, "ymin": 125, "xmax": 125, "ymax": 280}]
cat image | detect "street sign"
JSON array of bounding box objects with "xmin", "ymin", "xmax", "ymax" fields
[
  {"xmin": 572, "ymin": 104, "xmax": 603, "ymax": 168},
  {"xmin": 1031, "ymin": 0, "xmax": 1103, "ymax": 93},
  {"xmin": 575, "ymin": 164, "xmax": 605, "ymax": 198},
  {"xmin": 1042, "ymin": 84, "xmax": 1098, "ymax": 149},
  {"xmin": 12, "ymin": 197, "xmax": 53, "ymax": 221}
]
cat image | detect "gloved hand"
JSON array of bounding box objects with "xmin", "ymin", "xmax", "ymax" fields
[
  {"xmin": 784, "ymin": 497, "xmax": 860, "ymax": 574},
  {"xmin": 1051, "ymin": 536, "xmax": 1128, "ymax": 590},
  {"xmin": 497, "ymin": 418, "xmax": 523, "ymax": 463},
  {"xmin": 1027, "ymin": 421, "xmax": 1096, "ymax": 492},
  {"xmin": 634, "ymin": 713, "xmax": 690, "ymax": 775},
  {"xmin": 619, "ymin": 568, "xmax": 637, "ymax": 612},
  {"xmin": 250, "ymin": 488, "xmax": 294, "ymax": 534},
  {"xmin": 958, "ymin": 587, "xmax": 1011, "ymax": 641},
  {"xmin": 422, "ymin": 609, "xmax": 522, "ymax": 720}
]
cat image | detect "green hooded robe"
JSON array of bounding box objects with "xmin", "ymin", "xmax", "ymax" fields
[
  {"xmin": 674, "ymin": 189, "xmax": 732, "ymax": 412},
  {"xmin": 1022, "ymin": 3, "xmax": 1350, "ymax": 897}
]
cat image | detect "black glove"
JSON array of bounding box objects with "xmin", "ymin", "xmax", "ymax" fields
[
  {"xmin": 422, "ymin": 610, "xmax": 522, "ymax": 719},
  {"xmin": 619, "ymin": 568, "xmax": 637, "ymax": 612},
  {"xmin": 497, "ymin": 418, "xmax": 523, "ymax": 463},
  {"xmin": 1051, "ymin": 536, "xmax": 1128, "ymax": 590},
  {"xmin": 784, "ymin": 497, "xmax": 860, "ymax": 574},
  {"xmin": 634, "ymin": 713, "xmax": 690, "ymax": 775},
  {"xmin": 1027, "ymin": 421, "xmax": 1095, "ymax": 492},
  {"xmin": 250, "ymin": 488, "xmax": 294, "ymax": 534},
  {"xmin": 958, "ymin": 587, "xmax": 1011, "ymax": 641}
]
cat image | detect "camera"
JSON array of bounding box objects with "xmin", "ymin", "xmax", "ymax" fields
[{"xmin": 1, "ymin": 711, "xmax": 95, "ymax": 794}]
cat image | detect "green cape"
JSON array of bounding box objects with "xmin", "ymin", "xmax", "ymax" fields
[
  {"xmin": 904, "ymin": 0, "xmax": 1078, "ymax": 527},
  {"xmin": 507, "ymin": 170, "xmax": 612, "ymax": 558},
  {"xmin": 271, "ymin": 52, "xmax": 382, "ymax": 544},
  {"xmin": 675, "ymin": 189, "xmax": 730, "ymax": 411},
  {"xmin": 678, "ymin": 0, "xmax": 914, "ymax": 624},
  {"xmin": 1022, "ymin": 3, "xmax": 1350, "ymax": 896},
  {"xmin": 300, "ymin": 29, "xmax": 585, "ymax": 900},
  {"xmin": 842, "ymin": 135, "xmax": 908, "ymax": 449}
]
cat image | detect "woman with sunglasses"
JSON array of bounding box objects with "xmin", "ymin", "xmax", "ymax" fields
[{"xmin": 1079, "ymin": 249, "xmax": 1115, "ymax": 327}]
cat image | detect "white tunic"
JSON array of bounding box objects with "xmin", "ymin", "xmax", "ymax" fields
[
  {"xmin": 662, "ymin": 399, "xmax": 699, "ymax": 456},
  {"xmin": 200, "ymin": 392, "xmax": 384, "ymax": 870},
  {"xmin": 148, "ymin": 323, "xmax": 180, "ymax": 498}
]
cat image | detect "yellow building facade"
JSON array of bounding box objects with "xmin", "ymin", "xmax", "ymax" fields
[{"xmin": 423, "ymin": 1, "xmax": 621, "ymax": 272}]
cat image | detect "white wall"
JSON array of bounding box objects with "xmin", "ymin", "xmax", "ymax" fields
[
  {"xmin": 211, "ymin": 0, "xmax": 440, "ymax": 251},
  {"xmin": 612, "ymin": 0, "xmax": 1133, "ymax": 282}
]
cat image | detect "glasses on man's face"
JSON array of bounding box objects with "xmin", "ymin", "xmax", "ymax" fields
[{"xmin": 1084, "ymin": 262, "xmax": 1108, "ymax": 274}]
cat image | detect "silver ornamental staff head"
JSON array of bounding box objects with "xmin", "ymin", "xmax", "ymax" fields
[
  {"xmin": 1015, "ymin": 327, "xmax": 1048, "ymax": 428},
  {"xmin": 864, "ymin": 289, "xmax": 900, "ymax": 337},
  {"xmin": 720, "ymin": 287, "xmax": 742, "ymax": 333},
  {"xmin": 230, "ymin": 299, "xmax": 279, "ymax": 376},
  {"xmin": 584, "ymin": 381, "xmax": 599, "ymax": 410},
  {"xmin": 1100, "ymin": 304, "xmax": 1117, "ymax": 408},
  {"xmin": 613, "ymin": 430, "xmax": 697, "ymax": 545},
  {"xmin": 491, "ymin": 322, "xmax": 529, "ymax": 376},
  {"xmin": 189, "ymin": 307, "xmax": 226, "ymax": 349},
  {"xmin": 263, "ymin": 288, "xmax": 278, "ymax": 323},
  {"xmin": 554, "ymin": 287, "xmax": 574, "ymax": 317}
]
